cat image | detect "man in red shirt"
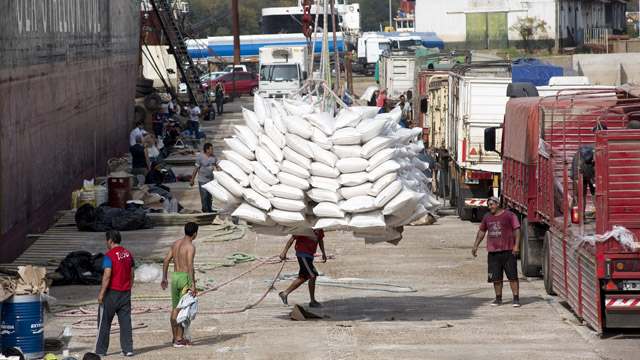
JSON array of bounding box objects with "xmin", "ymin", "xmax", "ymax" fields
[
  {"xmin": 278, "ymin": 229, "xmax": 327, "ymax": 308},
  {"xmin": 472, "ymin": 197, "xmax": 522, "ymax": 307},
  {"xmin": 96, "ymin": 230, "xmax": 135, "ymax": 356}
]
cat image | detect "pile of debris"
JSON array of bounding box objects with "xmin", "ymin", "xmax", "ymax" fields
[{"xmin": 205, "ymin": 95, "xmax": 440, "ymax": 244}]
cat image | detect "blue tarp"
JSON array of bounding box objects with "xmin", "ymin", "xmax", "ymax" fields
[{"xmin": 512, "ymin": 58, "xmax": 564, "ymax": 86}]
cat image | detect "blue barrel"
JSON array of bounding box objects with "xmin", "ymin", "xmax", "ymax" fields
[{"xmin": 1, "ymin": 295, "xmax": 44, "ymax": 360}]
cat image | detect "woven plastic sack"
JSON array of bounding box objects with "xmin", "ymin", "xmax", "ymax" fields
[
  {"xmin": 285, "ymin": 133, "xmax": 314, "ymax": 158},
  {"xmin": 278, "ymin": 172, "xmax": 310, "ymax": 190},
  {"xmin": 269, "ymin": 209, "xmax": 306, "ymax": 225},
  {"xmin": 242, "ymin": 108, "xmax": 263, "ymax": 136},
  {"xmin": 368, "ymin": 173, "xmax": 398, "ymax": 196},
  {"xmin": 224, "ymin": 137, "xmax": 254, "ymax": 160},
  {"xmin": 367, "ymin": 148, "xmax": 396, "ymax": 171},
  {"xmin": 304, "ymin": 112, "xmax": 336, "ymax": 135},
  {"xmin": 335, "ymin": 108, "xmax": 362, "ymax": 129},
  {"xmin": 222, "ymin": 150, "xmax": 253, "ymax": 174},
  {"xmin": 313, "ymin": 217, "xmax": 349, "ymax": 230},
  {"xmin": 374, "ymin": 180, "xmax": 403, "ymax": 208},
  {"xmin": 271, "ymin": 184, "xmax": 305, "ymax": 200},
  {"xmin": 357, "ymin": 117, "xmax": 388, "ymax": 143},
  {"xmin": 340, "ymin": 195, "xmax": 378, "ymax": 213},
  {"xmin": 219, "ymin": 160, "xmax": 249, "ymax": 186},
  {"xmin": 243, "ymin": 188, "xmax": 272, "ymax": 211},
  {"xmin": 361, "ymin": 136, "xmax": 395, "ymax": 158},
  {"xmin": 310, "ymin": 163, "xmax": 340, "ymax": 178},
  {"xmin": 333, "ymin": 145, "xmax": 362, "ymax": 159},
  {"xmin": 283, "ymin": 98, "xmax": 315, "ymax": 116},
  {"xmin": 213, "ymin": 171, "xmax": 244, "ymax": 198},
  {"xmin": 249, "ymin": 174, "xmax": 273, "ymax": 198},
  {"xmin": 367, "ymin": 160, "xmax": 401, "ymax": 182},
  {"xmin": 336, "ymin": 158, "xmax": 369, "ymax": 174},
  {"xmin": 232, "ymin": 203, "xmax": 268, "ymax": 224},
  {"xmin": 203, "ymin": 180, "xmax": 239, "ymax": 208},
  {"xmin": 308, "ymin": 188, "xmax": 341, "ymax": 203},
  {"xmin": 339, "ymin": 172, "xmax": 368, "ymax": 187},
  {"xmin": 308, "ymin": 142, "xmax": 338, "ymax": 167},
  {"xmin": 256, "ymin": 147, "xmax": 280, "ymax": 175},
  {"xmin": 383, "ymin": 188, "xmax": 419, "ymax": 216},
  {"xmin": 349, "ymin": 211, "xmax": 385, "ymax": 228},
  {"xmin": 282, "ymin": 115, "xmax": 314, "ymax": 139},
  {"xmin": 283, "ymin": 146, "xmax": 312, "ymax": 170},
  {"xmin": 252, "ymin": 161, "xmax": 278, "ymax": 185},
  {"xmin": 309, "ymin": 176, "xmax": 341, "ymax": 191},
  {"xmin": 281, "ymin": 160, "xmax": 311, "ymax": 179},
  {"xmin": 270, "ymin": 197, "xmax": 306, "ymax": 212},
  {"xmin": 331, "ymin": 127, "xmax": 361, "ymax": 145},
  {"xmin": 264, "ymin": 118, "xmax": 286, "ymax": 148},
  {"xmin": 311, "ymin": 128, "xmax": 333, "ymax": 150},
  {"xmin": 339, "ymin": 182, "xmax": 373, "ymax": 199},
  {"xmin": 233, "ymin": 125, "xmax": 258, "ymax": 151},
  {"xmin": 313, "ymin": 202, "xmax": 345, "ymax": 218},
  {"xmin": 260, "ymin": 134, "xmax": 284, "ymax": 162},
  {"xmin": 253, "ymin": 95, "xmax": 269, "ymax": 123}
]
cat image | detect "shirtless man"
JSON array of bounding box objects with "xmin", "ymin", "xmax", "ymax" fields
[{"xmin": 161, "ymin": 222, "xmax": 198, "ymax": 347}]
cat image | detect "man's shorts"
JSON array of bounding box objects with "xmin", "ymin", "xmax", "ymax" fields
[
  {"xmin": 171, "ymin": 271, "xmax": 192, "ymax": 308},
  {"xmin": 487, "ymin": 251, "xmax": 518, "ymax": 283},
  {"xmin": 297, "ymin": 256, "xmax": 319, "ymax": 280}
]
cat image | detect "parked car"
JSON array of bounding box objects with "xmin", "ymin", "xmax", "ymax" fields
[{"xmin": 209, "ymin": 71, "xmax": 259, "ymax": 97}]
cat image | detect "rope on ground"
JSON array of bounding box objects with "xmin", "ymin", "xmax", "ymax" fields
[{"xmin": 276, "ymin": 274, "xmax": 417, "ymax": 293}]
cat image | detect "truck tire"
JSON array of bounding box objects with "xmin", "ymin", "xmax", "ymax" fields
[
  {"xmin": 543, "ymin": 231, "xmax": 555, "ymax": 295},
  {"xmin": 456, "ymin": 182, "xmax": 472, "ymax": 221},
  {"xmin": 520, "ymin": 218, "xmax": 543, "ymax": 277}
]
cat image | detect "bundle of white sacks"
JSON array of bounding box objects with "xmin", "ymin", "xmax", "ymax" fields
[{"xmin": 203, "ymin": 95, "xmax": 440, "ymax": 244}]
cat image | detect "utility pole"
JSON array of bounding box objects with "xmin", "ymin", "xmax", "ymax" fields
[
  {"xmin": 388, "ymin": 0, "xmax": 392, "ymax": 30},
  {"xmin": 231, "ymin": 0, "xmax": 240, "ymax": 98},
  {"xmin": 330, "ymin": 0, "xmax": 341, "ymax": 92},
  {"xmin": 554, "ymin": 0, "xmax": 560, "ymax": 54}
]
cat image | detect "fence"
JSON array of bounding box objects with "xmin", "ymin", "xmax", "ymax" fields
[{"xmin": 584, "ymin": 27, "xmax": 609, "ymax": 53}]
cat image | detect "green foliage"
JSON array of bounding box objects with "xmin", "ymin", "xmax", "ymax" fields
[
  {"xmin": 185, "ymin": 0, "xmax": 400, "ymax": 37},
  {"xmin": 510, "ymin": 16, "xmax": 548, "ymax": 53}
]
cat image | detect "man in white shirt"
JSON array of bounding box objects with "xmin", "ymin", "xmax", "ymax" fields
[
  {"xmin": 129, "ymin": 121, "xmax": 148, "ymax": 146},
  {"xmin": 188, "ymin": 103, "xmax": 201, "ymax": 136}
]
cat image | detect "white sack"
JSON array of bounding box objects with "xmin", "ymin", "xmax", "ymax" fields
[
  {"xmin": 374, "ymin": 180, "xmax": 403, "ymax": 208},
  {"xmin": 278, "ymin": 172, "xmax": 310, "ymax": 190},
  {"xmin": 218, "ymin": 160, "xmax": 249, "ymax": 186},
  {"xmin": 368, "ymin": 173, "xmax": 398, "ymax": 196},
  {"xmin": 308, "ymin": 188, "xmax": 342, "ymax": 203},
  {"xmin": 269, "ymin": 209, "xmax": 306, "ymax": 225},
  {"xmin": 283, "ymin": 98, "xmax": 315, "ymax": 116},
  {"xmin": 304, "ymin": 112, "xmax": 335, "ymax": 135},
  {"xmin": 339, "ymin": 172, "xmax": 369, "ymax": 187},
  {"xmin": 281, "ymin": 160, "xmax": 311, "ymax": 179},
  {"xmin": 367, "ymin": 160, "xmax": 401, "ymax": 182},
  {"xmin": 242, "ymin": 108, "xmax": 263, "ymax": 136},
  {"xmin": 336, "ymin": 158, "xmax": 369, "ymax": 174},
  {"xmin": 255, "ymin": 147, "xmax": 280, "ymax": 175},
  {"xmin": 357, "ymin": 117, "xmax": 388, "ymax": 143},
  {"xmin": 383, "ymin": 189, "xmax": 420, "ymax": 216},
  {"xmin": 270, "ymin": 197, "xmax": 306, "ymax": 212},
  {"xmin": 339, "ymin": 183, "xmax": 373, "ymax": 199},
  {"xmin": 224, "ymin": 137, "xmax": 254, "ymax": 160},
  {"xmin": 253, "ymin": 95, "xmax": 269, "ymax": 122},
  {"xmin": 283, "ymin": 146, "xmax": 312, "ymax": 169},
  {"xmin": 331, "ymin": 127, "xmax": 361, "ymax": 145},
  {"xmin": 232, "ymin": 203, "xmax": 268, "ymax": 224},
  {"xmin": 340, "ymin": 195, "xmax": 378, "ymax": 213},
  {"xmin": 282, "ymin": 116, "xmax": 314, "ymax": 139},
  {"xmin": 222, "ymin": 150, "xmax": 253, "ymax": 174},
  {"xmin": 264, "ymin": 118, "xmax": 286, "ymax": 148},
  {"xmin": 243, "ymin": 188, "xmax": 272, "ymax": 211},
  {"xmin": 313, "ymin": 217, "xmax": 349, "ymax": 230},
  {"xmin": 233, "ymin": 125, "xmax": 258, "ymax": 151},
  {"xmin": 285, "ymin": 133, "xmax": 314, "ymax": 158},
  {"xmin": 313, "ymin": 202, "xmax": 345, "ymax": 218},
  {"xmin": 367, "ymin": 148, "xmax": 396, "ymax": 172},
  {"xmin": 309, "ymin": 176, "xmax": 341, "ymax": 192},
  {"xmin": 260, "ymin": 134, "xmax": 284, "ymax": 162},
  {"xmin": 249, "ymin": 174, "xmax": 273, "ymax": 198},
  {"xmin": 361, "ymin": 136, "xmax": 395, "ymax": 158},
  {"xmin": 308, "ymin": 142, "xmax": 338, "ymax": 167},
  {"xmin": 252, "ymin": 161, "xmax": 279, "ymax": 185},
  {"xmin": 311, "ymin": 128, "xmax": 333, "ymax": 150},
  {"xmin": 335, "ymin": 108, "xmax": 362, "ymax": 129},
  {"xmin": 349, "ymin": 211, "xmax": 386, "ymax": 228},
  {"xmin": 333, "ymin": 145, "xmax": 362, "ymax": 159},
  {"xmin": 270, "ymin": 184, "xmax": 305, "ymax": 200},
  {"xmin": 213, "ymin": 171, "xmax": 244, "ymax": 197},
  {"xmin": 203, "ymin": 180, "xmax": 239, "ymax": 208},
  {"xmin": 310, "ymin": 163, "xmax": 340, "ymax": 178}
]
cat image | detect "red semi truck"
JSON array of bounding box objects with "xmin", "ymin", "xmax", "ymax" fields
[{"xmin": 485, "ymin": 86, "xmax": 640, "ymax": 332}]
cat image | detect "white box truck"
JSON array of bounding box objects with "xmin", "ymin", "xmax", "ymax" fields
[
  {"xmin": 258, "ymin": 45, "xmax": 309, "ymax": 98},
  {"xmin": 447, "ymin": 62, "xmax": 511, "ymax": 220},
  {"xmin": 378, "ymin": 52, "xmax": 416, "ymax": 99},
  {"xmin": 355, "ymin": 33, "xmax": 390, "ymax": 75}
]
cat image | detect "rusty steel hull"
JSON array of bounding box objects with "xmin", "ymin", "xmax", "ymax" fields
[{"xmin": 0, "ymin": 0, "xmax": 140, "ymax": 262}]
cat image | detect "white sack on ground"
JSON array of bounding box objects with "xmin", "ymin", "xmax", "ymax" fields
[
  {"xmin": 260, "ymin": 134, "xmax": 284, "ymax": 162},
  {"xmin": 281, "ymin": 160, "xmax": 311, "ymax": 179},
  {"xmin": 283, "ymin": 147, "xmax": 312, "ymax": 169},
  {"xmin": 264, "ymin": 118, "xmax": 286, "ymax": 148},
  {"xmin": 340, "ymin": 183, "xmax": 373, "ymax": 199},
  {"xmin": 271, "ymin": 184, "xmax": 305, "ymax": 200},
  {"xmin": 336, "ymin": 158, "xmax": 368, "ymax": 174},
  {"xmin": 333, "ymin": 145, "xmax": 362, "ymax": 159},
  {"xmin": 252, "ymin": 161, "xmax": 279, "ymax": 185},
  {"xmin": 310, "ymin": 163, "xmax": 340, "ymax": 178}
]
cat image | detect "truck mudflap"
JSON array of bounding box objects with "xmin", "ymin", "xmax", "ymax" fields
[
  {"xmin": 604, "ymin": 294, "xmax": 640, "ymax": 329},
  {"xmin": 464, "ymin": 198, "xmax": 488, "ymax": 208}
]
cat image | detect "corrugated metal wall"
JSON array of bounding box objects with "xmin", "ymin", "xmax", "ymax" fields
[{"xmin": 0, "ymin": 0, "xmax": 140, "ymax": 262}]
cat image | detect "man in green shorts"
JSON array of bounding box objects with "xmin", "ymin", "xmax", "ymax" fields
[{"xmin": 161, "ymin": 222, "xmax": 198, "ymax": 347}]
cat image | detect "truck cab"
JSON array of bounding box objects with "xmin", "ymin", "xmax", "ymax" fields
[
  {"xmin": 356, "ymin": 34, "xmax": 390, "ymax": 75},
  {"xmin": 258, "ymin": 45, "xmax": 309, "ymax": 98}
]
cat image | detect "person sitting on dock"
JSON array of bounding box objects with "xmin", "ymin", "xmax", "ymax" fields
[
  {"xmin": 278, "ymin": 229, "xmax": 327, "ymax": 308},
  {"xmin": 130, "ymin": 135, "xmax": 149, "ymax": 178}
]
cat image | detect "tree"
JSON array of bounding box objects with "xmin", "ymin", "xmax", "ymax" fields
[{"xmin": 510, "ymin": 16, "xmax": 548, "ymax": 53}]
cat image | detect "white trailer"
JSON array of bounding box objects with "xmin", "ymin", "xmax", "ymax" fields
[
  {"xmin": 258, "ymin": 45, "xmax": 309, "ymax": 98},
  {"xmin": 447, "ymin": 62, "xmax": 511, "ymax": 220},
  {"xmin": 379, "ymin": 52, "xmax": 416, "ymax": 99}
]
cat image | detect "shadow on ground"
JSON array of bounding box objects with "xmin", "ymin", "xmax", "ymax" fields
[{"xmin": 131, "ymin": 332, "xmax": 250, "ymax": 356}]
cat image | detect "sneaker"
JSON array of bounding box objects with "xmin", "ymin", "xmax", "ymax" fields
[
  {"xmin": 309, "ymin": 300, "xmax": 322, "ymax": 308},
  {"xmin": 512, "ymin": 299, "xmax": 521, "ymax": 308},
  {"xmin": 490, "ymin": 298, "xmax": 502, "ymax": 306},
  {"xmin": 278, "ymin": 291, "xmax": 288, "ymax": 305},
  {"xmin": 122, "ymin": 351, "xmax": 134, "ymax": 357},
  {"xmin": 173, "ymin": 339, "xmax": 187, "ymax": 348}
]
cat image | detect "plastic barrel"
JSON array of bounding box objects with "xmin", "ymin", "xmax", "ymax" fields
[{"xmin": 0, "ymin": 295, "xmax": 45, "ymax": 360}]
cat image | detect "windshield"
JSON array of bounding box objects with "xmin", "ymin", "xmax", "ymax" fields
[
  {"xmin": 260, "ymin": 64, "xmax": 299, "ymax": 82},
  {"xmin": 392, "ymin": 39, "xmax": 422, "ymax": 49}
]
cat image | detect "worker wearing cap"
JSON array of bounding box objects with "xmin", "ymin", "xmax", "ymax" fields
[{"xmin": 471, "ymin": 197, "xmax": 522, "ymax": 307}]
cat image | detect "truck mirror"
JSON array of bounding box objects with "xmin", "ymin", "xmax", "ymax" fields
[
  {"xmin": 420, "ymin": 98, "xmax": 428, "ymax": 114},
  {"xmin": 484, "ymin": 127, "xmax": 496, "ymax": 152},
  {"xmin": 303, "ymin": 71, "xmax": 308, "ymax": 80}
]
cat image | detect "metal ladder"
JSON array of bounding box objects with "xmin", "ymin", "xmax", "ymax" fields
[{"xmin": 149, "ymin": 0, "xmax": 204, "ymax": 106}]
